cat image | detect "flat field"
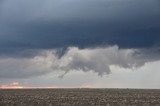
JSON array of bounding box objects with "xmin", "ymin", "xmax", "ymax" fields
[{"xmin": 0, "ymin": 89, "xmax": 160, "ymax": 106}]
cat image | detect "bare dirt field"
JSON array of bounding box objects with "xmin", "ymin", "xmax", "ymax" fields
[{"xmin": 0, "ymin": 89, "xmax": 160, "ymax": 106}]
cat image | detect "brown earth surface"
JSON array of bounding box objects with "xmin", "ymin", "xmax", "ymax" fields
[{"xmin": 0, "ymin": 89, "xmax": 160, "ymax": 106}]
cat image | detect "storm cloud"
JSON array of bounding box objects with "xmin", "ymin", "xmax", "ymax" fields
[
  {"xmin": 0, "ymin": 46, "xmax": 160, "ymax": 78},
  {"xmin": 0, "ymin": 0, "xmax": 160, "ymax": 52},
  {"xmin": 0, "ymin": 0, "xmax": 160, "ymax": 79}
]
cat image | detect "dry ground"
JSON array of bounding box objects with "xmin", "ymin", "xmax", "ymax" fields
[{"xmin": 0, "ymin": 89, "xmax": 160, "ymax": 106}]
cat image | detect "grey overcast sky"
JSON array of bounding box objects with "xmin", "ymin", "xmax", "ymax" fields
[{"xmin": 0, "ymin": 0, "xmax": 160, "ymax": 88}]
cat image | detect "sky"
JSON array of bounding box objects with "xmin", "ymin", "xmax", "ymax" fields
[{"xmin": 0, "ymin": 0, "xmax": 160, "ymax": 88}]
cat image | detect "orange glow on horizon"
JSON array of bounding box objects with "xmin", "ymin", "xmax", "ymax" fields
[
  {"xmin": 0, "ymin": 82, "xmax": 96, "ymax": 89},
  {"xmin": 0, "ymin": 81, "xmax": 23, "ymax": 89}
]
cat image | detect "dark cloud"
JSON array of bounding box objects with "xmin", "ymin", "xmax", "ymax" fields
[{"xmin": 0, "ymin": 0, "xmax": 160, "ymax": 55}]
